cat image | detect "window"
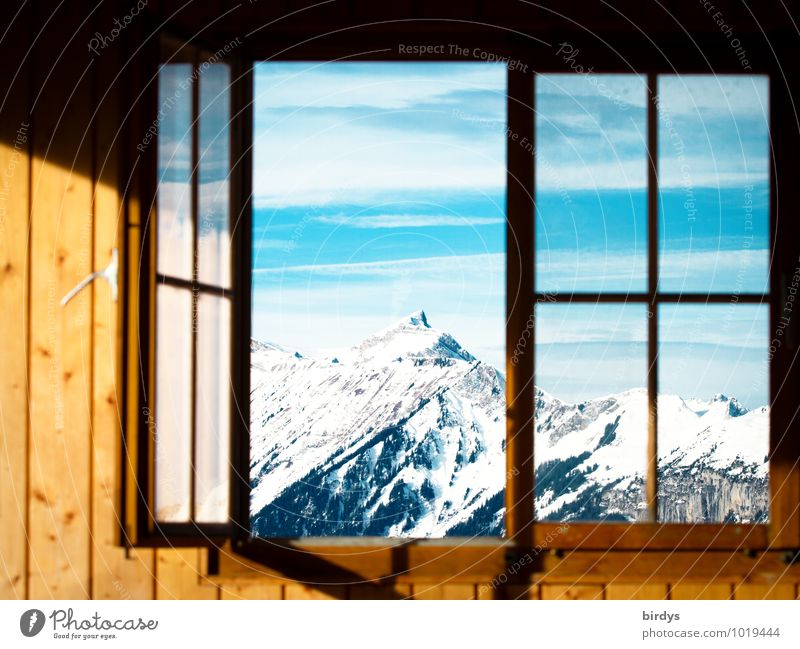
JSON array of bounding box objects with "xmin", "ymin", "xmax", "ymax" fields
[
  {"xmin": 127, "ymin": 36, "xmax": 244, "ymax": 540},
  {"xmin": 154, "ymin": 53, "xmax": 234, "ymax": 525},
  {"xmin": 127, "ymin": 35, "xmax": 792, "ymax": 569},
  {"xmin": 249, "ymin": 62, "xmax": 507, "ymax": 537},
  {"xmin": 528, "ymin": 73, "xmax": 777, "ymax": 552},
  {"xmin": 533, "ymin": 74, "xmax": 770, "ymax": 526}
]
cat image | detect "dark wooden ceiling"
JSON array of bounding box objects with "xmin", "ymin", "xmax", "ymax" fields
[{"xmin": 136, "ymin": 0, "xmax": 799, "ymax": 71}]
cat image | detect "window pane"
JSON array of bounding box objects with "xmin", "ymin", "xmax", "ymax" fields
[
  {"xmin": 535, "ymin": 74, "xmax": 647, "ymax": 293},
  {"xmin": 155, "ymin": 285, "xmax": 193, "ymax": 522},
  {"xmin": 194, "ymin": 294, "xmax": 231, "ymax": 523},
  {"xmin": 658, "ymin": 304, "xmax": 769, "ymax": 523},
  {"xmin": 657, "ymin": 75, "xmax": 769, "ymax": 293},
  {"xmin": 198, "ymin": 64, "xmax": 231, "ymax": 288},
  {"xmin": 534, "ymin": 303, "xmax": 648, "ymax": 521},
  {"xmin": 250, "ymin": 62, "xmax": 506, "ymax": 537},
  {"xmin": 157, "ymin": 64, "xmax": 193, "ymax": 280}
]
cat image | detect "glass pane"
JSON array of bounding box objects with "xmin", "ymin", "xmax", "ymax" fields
[
  {"xmin": 194, "ymin": 294, "xmax": 232, "ymax": 523},
  {"xmin": 198, "ymin": 64, "xmax": 231, "ymax": 287},
  {"xmin": 155, "ymin": 285, "xmax": 193, "ymax": 522},
  {"xmin": 658, "ymin": 75, "xmax": 769, "ymax": 293},
  {"xmin": 534, "ymin": 303, "xmax": 648, "ymax": 521},
  {"xmin": 658, "ymin": 304, "xmax": 769, "ymax": 523},
  {"xmin": 157, "ymin": 64, "xmax": 194, "ymax": 280},
  {"xmin": 250, "ymin": 62, "xmax": 506, "ymax": 537},
  {"xmin": 535, "ymin": 74, "xmax": 648, "ymax": 293}
]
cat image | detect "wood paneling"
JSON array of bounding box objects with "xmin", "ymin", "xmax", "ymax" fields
[
  {"xmin": 412, "ymin": 584, "xmax": 476, "ymax": 600},
  {"xmin": 155, "ymin": 548, "xmax": 218, "ymax": 599},
  {"xmin": 220, "ymin": 583, "xmax": 283, "ymax": 600},
  {"xmin": 89, "ymin": 0, "xmax": 155, "ymax": 600},
  {"xmin": 540, "ymin": 584, "xmax": 605, "ymax": 600},
  {"xmin": 670, "ymin": 582, "xmax": 732, "ymax": 600},
  {"xmin": 733, "ymin": 583, "xmax": 798, "ymax": 600},
  {"xmin": 504, "ymin": 585, "xmax": 539, "ymax": 600},
  {"xmin": 349, "ymin": 585, "xmax": 412, "ymax": 599},
  {"xmin": 27, "ymin": 1, "xmax": 94, "ymax": 599},
  {"xmin": 605, "ymin": 583, "xmax": 669, "ymax": 600},
  {"xmin": 534, "ymin": 550, "xmax": 800, "ymax": 583},
  {"xmin": 284, "ymin": 583, "xmax": 347, "ymax": 600},
  {"xmin": 1, "ymin": 0, "xmax": 800, "ymax": 603},
  {"xmin": 0, "ymin": 0, "xmax": 31, "ymax": 601}
]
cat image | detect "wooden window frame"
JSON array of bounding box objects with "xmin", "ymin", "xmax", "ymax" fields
[
  {"xmin": 125, "ymin": 31, "xmax": 250, "ymax": 545},
  {"xmin": 122, "ymin": 22, "xmax": 800, "ymax": 582},
  {"xmin": 532, "ymin": 72, "xmax": 780, "ymax": 552}
]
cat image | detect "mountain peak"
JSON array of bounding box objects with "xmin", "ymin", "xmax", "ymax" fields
[
  {"xmin": 402, "ymin": 309, "xmax": 430, "ymax": 328},
  {"xmin": 342, "ymin": 309, "xmax": 476, "ymax": 365},
  {"xmin": 709, "ymin": 393, "xmax": 748, "ymax": 417}
]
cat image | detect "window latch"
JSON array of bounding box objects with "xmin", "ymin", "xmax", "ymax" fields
[{"xmin": 60, "ymin": 248, "xmax": 118, "ymax": 307}]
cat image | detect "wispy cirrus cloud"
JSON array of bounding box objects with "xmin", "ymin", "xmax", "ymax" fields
[
  {"xmin": 253, "ymin": 252, "xmax": 503, "ymax": 277},
  {"xmin": 312, "ymin": 213, "xmax": 504, "ymax": 229},
  {"xmin": 255, "ymin": 62, "xmax": 505, "ymax": 111},
  {"xmin": 537, "ymin": 248, "xmax": 769, "ymax": 293}
]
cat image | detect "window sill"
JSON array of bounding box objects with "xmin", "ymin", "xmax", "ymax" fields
[
  {"xmin": 206, "ymin": 525, "xmax": 794, "ymax": 586},
  {"xmin": 212, "ymin": 538, "xmax": 511, "ymax": 584},
  {"xmin": 535, "ymin": 522, "xmax": 772, "ymax": 551},
  {"xmin": 209, "ymin": 541, "xmax": 800, "ymax": 587}
]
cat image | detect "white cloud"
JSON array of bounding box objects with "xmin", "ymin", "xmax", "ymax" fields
[
  {"xmin": 255, "ymin": 63, "xmax": 505, "ymax": 111},
  {"xmin": 252, "ymin": 129, "xmax": 505, "ymax": 208},
  {"xmin": 537, "ymin": 158, "xmax": 647, "ymax": 191},
  {"xmin": 253, "ymin": 252, "xmax": 504, "ymax": 277},
  {"xmin": 312, "ymin": 213, "xmax": 504, "ymax": 228},
  {"xmin": 536, "ymin": 248, "xmax": 769, "ymax": 293},
  {"xmin": 537, "ymin": 73, "xmax": 648, "ymax": 109},
  {"xmin": 251, "ymin": 251, "xmax": 506, "ymax": 369},
  {"xmin": 656, "ymin": 75, "xmax": 769, "ymax": 119}
]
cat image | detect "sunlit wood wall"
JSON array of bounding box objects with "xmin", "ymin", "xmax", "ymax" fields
[{"xmin": 1, "ymin": 0, "xmax": 799, "ymax": 601}]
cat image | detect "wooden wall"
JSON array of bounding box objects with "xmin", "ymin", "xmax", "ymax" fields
[{"xmin": 1, "ymin": 0, "xmax": 799, "ymax": 601}]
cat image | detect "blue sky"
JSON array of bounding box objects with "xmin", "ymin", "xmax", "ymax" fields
[
  {"xmin": 252, "ymin": 62, "xmax": 507, "ymax": 368},
  {"xmin": 251, "ymin": 64, "xmax": 770, "ymax": 408}
]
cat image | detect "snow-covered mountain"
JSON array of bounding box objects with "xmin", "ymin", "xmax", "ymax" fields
[{"xmin": 249, "ymin": 311, "xmax": 769, "ymax": 537}]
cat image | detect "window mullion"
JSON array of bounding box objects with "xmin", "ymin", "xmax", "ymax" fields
[
  {"xmin": 646, "ymin": 72, "xmax": 659, "ymax": 523},
  {"xmin": 189, "ymin": 54, "xmax": 200, "ymax": 524},
  {"xmin": 505, "ymin": 64, "xmax": 535, "ymax": 545},
  {"xmin": 231, "ymin": 61, "xmax": 253, "ymax": 539}
]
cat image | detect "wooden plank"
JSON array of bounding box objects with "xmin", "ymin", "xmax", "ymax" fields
[
  {"xmin": 411, "ymin": 584, "xmax": 445, "ymax": 600},
  {"xmin": 220, "ymin": 540, "xmax": 508, "ymax": 583},
  {"xmin": 348, "ymin": 584, "xmax": 412, "ymax": 600},
  {"xmin": 220, "ymin": 583, "xmax": 283, "ymax": 600},
  {"xmin": 504, "ymin": 585, "xmax": 539, "ymax": 600},
  {"xmin": 284, "ymin": 583, "xmax": 346, "ymax": 600},
  {"xmin": 606, "ymin": 583, "xmax": 668, "ymax": 600},
  {"xmin": 534, "ymin": 522, "xmax": 768, "ymax": 550},
  {"xmin": 155, "ymin": 549, "xmax": 218, "ymax": 599},
  {"xmin": 89, "ymin": 0, "xmax": 155, "ymax": 600},
  {"xmin": 27, "ymin": 2, "xmax": 94, "ymax": 599},
  {"xmin": 534, "ymin": 550, "xmax": 800, "ymax": 583},
  {"xmin": 220, "ymin": 541, "xmax": 800, "ymax": 585},
  {"xmin": 670, "ymin": 582, "xmax": 732, "ymax": 600},
  {"xmin": 0, "ymin": 0, "xmax": 30, "ymax": 600},
  {"xmin": 541, "ymin": 583, "xmax": 604, "ymax": 600},
  {"xmin": 733, "ymin": 582, "xmax": 797, "ymax": 600},
  {"xmin": 442, "ymin": 584, "xmax": 477, "ymax": 600}
]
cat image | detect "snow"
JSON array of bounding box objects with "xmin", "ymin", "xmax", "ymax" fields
[{"xmin": 250, "ymin": 310, "xmax": 770, "ymax": 535}]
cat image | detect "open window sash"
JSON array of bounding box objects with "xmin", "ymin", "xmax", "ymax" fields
[{"xmin": 123, "ymin": 29, "xmax": 251, "ymax": 546}]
